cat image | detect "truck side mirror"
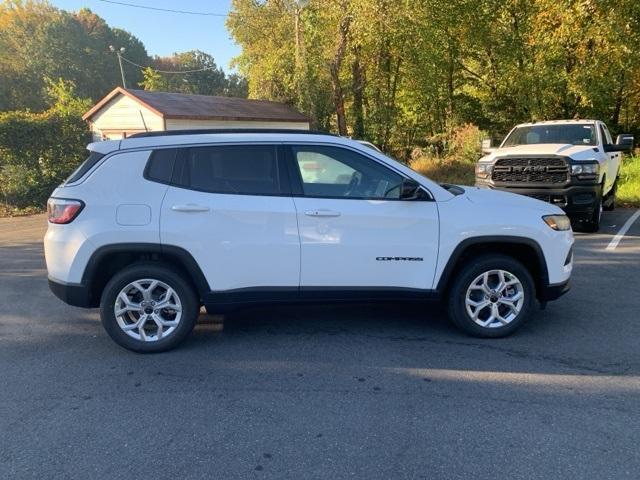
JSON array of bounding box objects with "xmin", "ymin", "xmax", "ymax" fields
[
  {"xmin": 616, "ymin": 134, "xmax": 634, "ymax": 153},
  {"xmin": 481, "ymin": 138, "xmax": 496, "ymax": 155}
]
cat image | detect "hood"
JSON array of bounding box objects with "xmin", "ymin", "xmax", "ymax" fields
[
  {"xmin": 462, "ymin": 186, "xmax": 565, "ymax": 215},
  {"xmin": 488, "ymin": 143, "xmax": 599, "ymax": 161}
]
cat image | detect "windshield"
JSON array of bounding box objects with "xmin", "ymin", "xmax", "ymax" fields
[{"xmin": 502, "ymin": 124, "xmax": 597, "ymax": 147}]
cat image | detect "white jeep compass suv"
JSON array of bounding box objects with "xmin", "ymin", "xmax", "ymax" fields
[{"xmin": 45, "ymin": 130, "xmax": 573, "ymax": 352}]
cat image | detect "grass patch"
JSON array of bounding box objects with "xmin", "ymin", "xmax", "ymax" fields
[
  {"xmin": 408, "ymin": 157, "xmax": 475, "ymax": 185},
  {"xmin": 0, "ymin": 203, "xmax": 44, "ymax": 218},
  {"xmin": 618, "ymin": 156, "xmax": 640, "ymax": 207}
]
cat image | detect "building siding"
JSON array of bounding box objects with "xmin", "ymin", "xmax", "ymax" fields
[{"xmin": 90, "ymin": 95, "xmax": 164, "ymax": 140}]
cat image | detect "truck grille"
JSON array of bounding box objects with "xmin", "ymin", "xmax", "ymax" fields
[{"xmin": 491, "ymin": 157, "xmax": 569, "ymax": 184}]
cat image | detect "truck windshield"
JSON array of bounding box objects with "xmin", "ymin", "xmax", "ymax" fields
[{"xmin": 502, "ymin": 124, "xmax": 597, "ymax": 147}]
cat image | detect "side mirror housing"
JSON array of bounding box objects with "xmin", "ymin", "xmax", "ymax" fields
[
  {"xmin": 400, "ymin": 178, "xmax": 429, "ymax": 200},
  {"xmin": 616, "ymin": 134, "xmax": 634, "ymax": 153},
  {"xmin": 481, "ymin": 138, "xmax": 496, "ymax": 155}
]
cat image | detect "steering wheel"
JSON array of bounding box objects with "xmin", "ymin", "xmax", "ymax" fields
[
  {"xmin": 344, "ymin": 171, "xmax": 363, "ymax": 197},
  {"xmin": 384, "ymin": 182, "xmax": 402, "ymax": 198}
]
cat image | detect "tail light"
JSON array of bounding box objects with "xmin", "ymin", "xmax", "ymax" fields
[{"xmin": 47, "ymin": 198, "xmax": 84, "ymax": 224}]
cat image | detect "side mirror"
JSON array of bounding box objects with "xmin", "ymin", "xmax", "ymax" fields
[
  {"xmin": 400, "ymin": 178, "xmax": 428, "ymax": 200},
  {"xmin": 481, "ymin": 138, "xmax": 496, "ymax": 155},
  {"xmin": 616, "ymin": 134, "xmax": 634, "ymax": 153}
]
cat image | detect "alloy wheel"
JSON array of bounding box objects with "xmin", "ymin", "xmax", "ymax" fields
[
  {"xmin": 465, "ymin": 269, "xmax": 525, "ymax": 328},
  {"xmin": 114, "ymin": 278, "xmax": 182, "ymax": 342}
]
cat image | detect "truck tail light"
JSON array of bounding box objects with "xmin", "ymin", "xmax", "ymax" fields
[{"xmin": 47, "ymin": 198, "xmax": 84, "ymax": 224}]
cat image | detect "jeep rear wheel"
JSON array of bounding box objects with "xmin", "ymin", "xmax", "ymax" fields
[
  {"xmin": 447, "ymin": 255, "xmax": 535, "ymax": 337},
  {"xmin": 100, "ymin": 263, "xmax": 199, "ymax": 353}
]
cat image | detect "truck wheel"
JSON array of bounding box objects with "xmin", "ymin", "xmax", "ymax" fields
[
  {"xmin": 581, "ymin": 196, "xmax": 602, "ymax": 233},
  {"xmin": 100, "ymin": 263, "xmax": 200, "ymax": 353},
  {"xmin": 603, "ymin": 179, "xmax": 617, "ymax": 212},
  {"xmin": 447, "ymin": 255, "xmax": 534, "ymax": 338}
]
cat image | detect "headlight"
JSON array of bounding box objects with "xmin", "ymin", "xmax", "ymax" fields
[
  {"xmin": 475, "ymin": 163, "xmax": 493, "ymax": 179},
  {"xmin": 571, "ymin": 163, "xmax": 599, "ymax": 175},
  {"xmin": 542, "ymin": 215, "xmax": 572, "ymax": 231}
]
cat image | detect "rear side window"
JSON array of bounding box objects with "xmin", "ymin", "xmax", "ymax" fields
[
  {"xmin": 65, "ymin": 151, "xmax": 105, "ymax": 184},
  {"xmin": 145, "ymin": 148, "xmax": 177, "ymax": 184},
  {"xmin": 174, "ymin": 145, "xmax": 284, "ymax": 195}
]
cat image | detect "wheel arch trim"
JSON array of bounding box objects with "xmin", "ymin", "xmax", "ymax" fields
[
  {"xmin": 81, "ymin": 243, "xmax": 210, "ymax": 299},
  {"xmin": 435, "ymin": 236, "xmax": 550, "ymax": 294}
]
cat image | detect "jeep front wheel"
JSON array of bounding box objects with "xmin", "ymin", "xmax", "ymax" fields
[{"xmin": 447, "ymin": 255, "xmax": 535, "ymax": 337}]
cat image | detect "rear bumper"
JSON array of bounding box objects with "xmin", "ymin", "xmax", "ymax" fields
[
  {"xmin": 538, "ymin": 279, "xmax": 571, "ymax": 302},
  {"xmin": 48, "ymin": 277, "xmax": 93, "ymax": 308}
]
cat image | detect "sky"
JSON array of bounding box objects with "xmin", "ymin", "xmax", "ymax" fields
[{"xmin": 50, "ymin": 0, "xmax": 241, "ymax": 72}]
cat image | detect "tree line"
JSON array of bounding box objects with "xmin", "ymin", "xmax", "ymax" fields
[
  {"xmin": 0, "ymin": 0, "xmax": 247, "ymax": 113},
  {"xmin": 227, "ymin": 0, "xmax": 640, "ymax": 154},
  {"xmin": 0, "ymin": 0, "xmax": 248, "ymax": 212}
]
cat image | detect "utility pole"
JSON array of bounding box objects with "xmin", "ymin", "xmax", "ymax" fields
[{"xmin": 109, "ymin": 45, "xmax": 127, "ymax": 88}]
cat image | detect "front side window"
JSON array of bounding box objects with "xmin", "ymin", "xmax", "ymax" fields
[
  {"xmin": 174, "ymin": 145, "xmax": 282, "ymax": 195},
  {"xmin": 502, "ymin": 124, "xmax": 597, "ymax": 147},
  {"xmin": 292, "ymin": 145, "xmax": 403, "ymax": 199},
  {"xmin": 600, "ymin": 124, "xmax": 613, "ymax": 145}
]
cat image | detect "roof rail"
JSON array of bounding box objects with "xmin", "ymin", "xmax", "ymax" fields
[{"xmin": 127, "ymin": 128, "xmax": 335, "ymax": 139}]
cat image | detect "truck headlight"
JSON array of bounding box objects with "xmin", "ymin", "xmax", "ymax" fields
[
  {"xmin": 571, "ymin": 163, "xmax": 599, "ymax": 175},
  {"xmin": 543, "ymin": 215, "xmax": 572, "ymax": 231},
  {"xmin": 475, "ymin": 163, "xmax": 493, "ymax": 179}
]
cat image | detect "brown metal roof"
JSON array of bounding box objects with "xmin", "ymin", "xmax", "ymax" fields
[{"xmin": 83, "ymin": 87, "xmax": 309, "ymax": 123}]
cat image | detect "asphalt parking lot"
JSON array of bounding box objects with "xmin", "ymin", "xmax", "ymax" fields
[{"xmin": 1, "ymin": 211, "xmax": 640, "ymax": 479}]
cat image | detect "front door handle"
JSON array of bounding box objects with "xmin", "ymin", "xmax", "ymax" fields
[
  {"xmin": 305, "ymin": 209, "xmax": 341, "ymax": 217},
  {"xmin": 172, "ymin": 204, "xmax": 210, "ymax": 213}
]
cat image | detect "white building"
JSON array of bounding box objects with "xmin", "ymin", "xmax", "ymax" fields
[{"xmin": 82, "ymin": 87, "xmax": 310, "ymax": 141}]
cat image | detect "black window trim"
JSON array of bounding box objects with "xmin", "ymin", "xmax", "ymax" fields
[{"xmin": 284, "ymin": 144, "xmax": 433, "ymax": 201}]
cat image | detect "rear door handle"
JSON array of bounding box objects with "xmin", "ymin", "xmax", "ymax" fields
[
  {"xmin": 171, "ymin": 204, "xmax": 210, "ymax": 213},
  {"xmin": 305, "ymin": 209, "xmax": 341, "ymax": 217}
]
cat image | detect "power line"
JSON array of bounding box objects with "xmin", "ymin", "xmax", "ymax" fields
[
  {"xmin": 97, "ymin": 0, "xmax": 228, "ymax": 17},
  {"xmin": 119, "ymin": 55, "xmax": 221, "ymax": 74}
]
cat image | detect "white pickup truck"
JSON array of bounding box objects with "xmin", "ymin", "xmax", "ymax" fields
[{"xmin": 475, "ymin": 120, "xmax": 634, "ymax": 231}]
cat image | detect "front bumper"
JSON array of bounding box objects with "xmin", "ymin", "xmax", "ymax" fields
[
  {"xmin": 538, "ymin": 279, "xmax": 571, "ymax": 301},
  {"xmin": 48, "ymin": 277, "xmax": 93, "ymax": 308},
  {"xmin": 476, "ymin": 182, "xmax": 600, "ymax": 217}
]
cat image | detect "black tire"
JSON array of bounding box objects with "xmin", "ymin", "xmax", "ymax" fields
[
  {"xmin": 100, "ymin": 262, "xmax": 199, "ymax": 353},
  {"xmin": 603, "ymin": 179, "xmax": 617, "ymax": 212},
  {"xmin": 580, "ymin": 194, "xmax": 602, "ymax": 233},
  {"xmin": 447, "ymin": 254, "xmax": 535, "ymax": 338}
]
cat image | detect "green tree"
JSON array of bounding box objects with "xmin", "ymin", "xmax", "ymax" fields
[
  {"xmin": 0, "ymin": 1, "xmax": 149, "ymax": 110},
  {"xmin": 139, "ymin": 50, "xmax": 247, "ymax": 97},
  {"xmin": 0, "ymin": 78, "xmax": 91, "ymax": 208}
]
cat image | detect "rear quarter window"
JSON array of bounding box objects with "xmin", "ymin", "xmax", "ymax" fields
[
  {"xmin": 65, "ymin": 151, "xmax": 105, "ymax": 184},
  {"xmin": 145, "ymin": 148, "xmax": 177, "ymax": 184}
]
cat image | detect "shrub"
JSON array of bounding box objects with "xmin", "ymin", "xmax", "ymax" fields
[
  {"xmin": 448, "ymin": 123, "xmax": 484, "ymax": 163},
  {"xmin": 0, "ymin": 79, "xmax": 91, "ymax": 210},
  {"xmin": 408, "ymin": 156, "xmax": 475, "ymax": 186},
  {"xmin": 0, "ymin": 110, "xmax": 90, "ymax": 209}
]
